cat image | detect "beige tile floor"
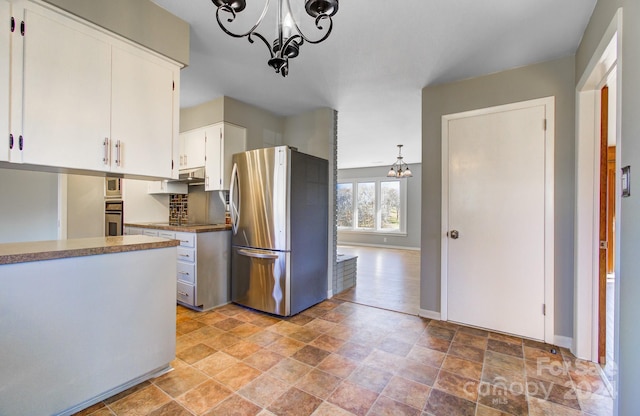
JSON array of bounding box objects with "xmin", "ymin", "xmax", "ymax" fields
[{"xmin": 74, "ymin": 300, "xmax": 613, "ymax": 416}]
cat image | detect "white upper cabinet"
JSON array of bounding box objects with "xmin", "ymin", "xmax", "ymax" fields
[
  {"xmin": 0, "ymin": 0, "xmax": 10, "ymax": 162},
  {"xmin": 18, "ymin": 4, "xmax": 111, "ymax": 170},
  {"xmin": 179, "ymin": 128, "xmax": 206, "ymax": 170},
  {"xmin": 111, "ymin": 46, "xmax": 175, "ymax": 177},
  {"xmin": 204, "ymin": 123, "xmax": 246, "ymax": 191},
  {"xmin": 4, "ymin": 1, "xmax": 181, "ymax": 178}
]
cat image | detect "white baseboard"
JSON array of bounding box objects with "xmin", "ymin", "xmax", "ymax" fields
[
  {"xmin": 327, "ymin": 290, "xmax": 334, "ymax": 299},
  {"xmin": 419, "ymin": 309, "xmax": 441, "ymax": 320},
  {"xmin": 554, "ymin": 335, "xmax": 573, "ymax": 349}
]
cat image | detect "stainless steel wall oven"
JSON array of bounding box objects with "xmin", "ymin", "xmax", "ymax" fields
[{"xmin": 105, "ymin": 201, "xmax": 123, "ymax": 236}]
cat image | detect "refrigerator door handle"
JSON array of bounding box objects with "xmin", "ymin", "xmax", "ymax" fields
[
  {"xmin": 229, "ymin": 162, "xmax": 240, "ymax": 235},
  {"xmin": 237, "ymin": 248, "xmax": 280, "ymax": 260}
]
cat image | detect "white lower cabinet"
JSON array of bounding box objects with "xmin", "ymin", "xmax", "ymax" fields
[
  {"xmin": 175, "ymin": 231, "xmax": 230, "ymax": 311},
  {"xmin": 124, "ymin": 226, "xmax": 143, "ymax": 235},
  {"xmin": 125, "ymin": 227, "xmax": 230, "ymax": 310}
]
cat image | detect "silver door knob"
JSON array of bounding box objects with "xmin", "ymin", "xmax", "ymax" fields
[{"xmin": 449, "ymin": 230, "xmax": 459, "ymax": 239}]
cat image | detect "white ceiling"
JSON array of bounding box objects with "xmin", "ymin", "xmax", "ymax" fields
[{"xmin": 151, "ymin": 0, "xmax": 596, "ymax": 169}]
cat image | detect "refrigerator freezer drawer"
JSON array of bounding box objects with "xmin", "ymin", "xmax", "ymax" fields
[{"xmin": 231, "ymin": 247, "xmax": 290, "ymax": 316}]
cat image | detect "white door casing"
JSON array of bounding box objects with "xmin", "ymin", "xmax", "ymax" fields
[
  {"xmin": 441, "ymin": 97, "xmax": 555, "ymax": 343},
  {"xmin": 574, "ymin": 9, "xmax": 622, "ymax": 362}
]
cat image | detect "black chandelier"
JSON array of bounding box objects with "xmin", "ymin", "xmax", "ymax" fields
[
  {"xmin": 387, "ymin": 145, "xmax": 413, "ymax": 178},
  {"xmin": 211, "ymin": 0, "xmax": 339, "ymax": 77}
]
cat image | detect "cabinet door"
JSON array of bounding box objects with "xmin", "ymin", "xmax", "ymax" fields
[
  {"xmin": 111, "ymin": 46, "xmax": 175, "ymax": 178},
  {"xmin": 19, "ymin": 5, "xmax": 111, "ymax": 169},
  {"xmin": 204, "ymin": 124, "xmax": 222, "ymax": 191},
  {"xmin": 0, "ymin": 0, "xmax": 9, "ymax": 162},
  {"xmin": 181, "ymin": 129, "xmax": 206, "ymax": 170},
  {"xmin": 221, "ymin": 124, "xmax": 247, "ymax": 190}
]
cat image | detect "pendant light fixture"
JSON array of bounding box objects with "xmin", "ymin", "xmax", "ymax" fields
[
  {"xmin": 211, "ymin": 0, "xmax": 339, "ymax": 77},
  {"xmin": 387, "ymin": 145, "xmax": 413, "ymax": 178}
]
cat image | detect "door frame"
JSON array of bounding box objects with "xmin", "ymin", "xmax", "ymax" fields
[
  {"xmin": 441, "ymin": 97, "xmax": 556, "ymax": 344},
  {"xmin": 574, "ymin": 8, "xmax": 622, "ymax": 362}
]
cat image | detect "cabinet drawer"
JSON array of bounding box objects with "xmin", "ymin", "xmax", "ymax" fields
[
  {"xmin": 177, "ymin": 281, "xmax": 195, "ymax": 306},
  {"xmin": 177, "ymin": 247, "xmax": 195, "ymax": 263},
  {"xmin": 142, "ymin": 229, "xmax": 159, "ymax": 237},
  {"xmin": 176, "ymin": 232, "xmax": 195, "ymax": 247},
  {"xmin": 177, "ymin": 262, "xmax": 195, "ymax": 284},
  {"xmin": 158, "ymin": 231, "xmax": 176, "ymax": 239}
]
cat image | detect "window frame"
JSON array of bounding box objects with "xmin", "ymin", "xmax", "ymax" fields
[{"xmin": 337, "ymin": 177, "xmax": 408, "ymax": 235}]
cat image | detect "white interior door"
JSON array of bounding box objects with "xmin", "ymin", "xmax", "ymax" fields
[{"xmin": 443, "ymin": 99, "xmax": 553, "ymax": 341}]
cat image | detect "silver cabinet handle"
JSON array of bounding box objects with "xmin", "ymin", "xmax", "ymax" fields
[
  {"xmin": 115, "ymin": 140, "xmax": 121, "ymax": 167},
  {"xmin": 103, "ymin": 138, "xmax": 109, "ymax": 164},
  {"xmin": 179, "ymin": 254, "xmax": 190, "ymax": 258},
  {"xmin": 237, "ymin": 248, "xmax": 279, "ymax": 259},
  {"xmin": 180, "ymin": 240, "xmax": 189, "ymax": 243},
  {"xmin": 177, "ymin": 291, "xmax": 189, "ymax": 297}
]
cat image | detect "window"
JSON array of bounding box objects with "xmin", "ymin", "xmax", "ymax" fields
[
  {"xmin": 337, "ymin": 178, "xmax": 407, "ymax": 234},
  {"xmin": 357, "ymin": 182, "xmax": 375, "ymax": 229},
  {"xmin": 381, "ymin": 181, "xmax": 401, "ymax": 230},
  {"xmin": 336, "ymin": 183, "xmax": 353, "ymax": 227}
]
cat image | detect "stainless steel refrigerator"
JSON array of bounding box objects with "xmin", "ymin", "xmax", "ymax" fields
[{"xmin": 229, "ymin": 146, "xmax": 328, "ymax": 316}]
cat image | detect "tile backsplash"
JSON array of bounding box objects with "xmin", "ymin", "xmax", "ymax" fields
[{"xmin": 169, "ymin": 194, "xmax": 188, "ymax": 225}]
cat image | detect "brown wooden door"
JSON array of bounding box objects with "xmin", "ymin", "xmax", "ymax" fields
[
  {"xmin": 598, "ymin": 86, "xmax": 609, "ymax": 364},
  {"xmin": 607, "ymin": 146, "xmax": 616, "ymax": 274}
]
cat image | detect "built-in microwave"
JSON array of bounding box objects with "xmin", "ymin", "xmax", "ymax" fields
[{"xmin": 105, "ymin": 177, "xmax": 122, "ymax": 199}]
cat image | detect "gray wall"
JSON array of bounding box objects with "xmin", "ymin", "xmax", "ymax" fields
[
  {"xmin": 180, "ymin": 97, "xmax": 224, "ymax": 132},
  {"xmin": 576, "ymin": 1, "xmax": 640, "ymax": 414},
  {"xmin": 66, "ymin": 174, "xmax": 104, "ymax": 238},
  {"xmin": 338, "ymin": 164, "xmax": 422, "ymax": 249},
  {"xmin": 421, "ymin": 56, "xmax": 576, "ymax": 338},
  {"xmin": 44, "ymin": 0, "xmax": 189, "ymax": 65},
  {"xmin": 180, "ymin": 96, "xmax": 285, "ymax": 151},
  {"xmin": 224, "ymin": 97, "xmax": 285, "ymax": 151},
  {"xmin": 284, "ymin": 108, "xmax": 334, "ymax": 160},
  {"xmin": 0, "ymin": 169, "xmax": 59, "ymax": 243}
]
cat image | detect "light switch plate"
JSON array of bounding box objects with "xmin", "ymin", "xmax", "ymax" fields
[{"xmin": 622, "ymin": 165, "xmax": 631, "ymax": 197}]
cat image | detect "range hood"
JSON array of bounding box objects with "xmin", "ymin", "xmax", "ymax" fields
[{"xmin": 174, "ymin": 167, "xmax": 206, "ymax": 185}]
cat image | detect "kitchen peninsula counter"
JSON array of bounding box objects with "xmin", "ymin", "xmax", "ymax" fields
[
  {"xmin": 0, "ymin": 236, "xmax": 177, "ymax": 416},
  {"xmin": 124, "ymin": 222, "xmax": 231, "ymax": 233},
  {"xmin": 0, "ymin": 235, "xmax": 179, "ymax": 265}
]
